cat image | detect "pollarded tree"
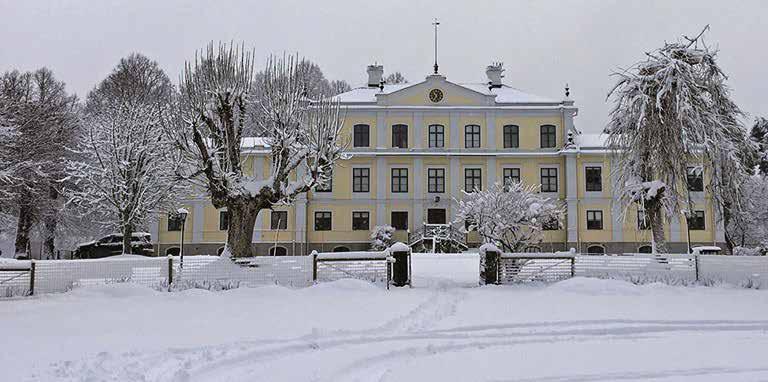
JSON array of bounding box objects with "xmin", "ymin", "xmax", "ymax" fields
[
  {"xmin": 456, "ymin": 182, "xmax": 564, "ymax": 252},
  {"xmin": 170, "ymin": 44, "xmax": 347, "ymax": 257},
  {"xmin": 68, "ymin": 54, "xmax": 184, "ymax": 255},
  {"xmin": 605, "ymin": 26, "xmax": 753, "ymax": 253}
]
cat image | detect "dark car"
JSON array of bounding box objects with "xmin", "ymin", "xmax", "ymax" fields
[{"xmin": 73, "ymin": 233, "xmax": 155, "ymax": 259}]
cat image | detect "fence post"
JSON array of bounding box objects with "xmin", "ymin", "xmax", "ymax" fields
[
  {"xmin": 484, "ymin": 250, "xmax": 501, "ymax": 285},
  {"xmin": 570, "ymin": 257, "xmax": 576, "ymax": 278},
  {"xmin": 694, "ymin": 255, "xmax": 700, "ymax": 282},
  {"xmin": 167, "ymin": 255, "xmax": 173, "ymax": 291},
  {"xmin": 29, "ymin": 260, "xmax": 35, "ymax": 296},
  {"xmin": 311, "ymin": 250, "xmax": 318, "ymax": 283},
  {"xmin": 389, "ymin": 242, "xmax": 411, "ymax": 287}
]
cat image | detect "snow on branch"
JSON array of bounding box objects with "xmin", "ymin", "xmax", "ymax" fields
[{"xmin": 455, "ymin": 182, "xmax": 564, "ymax": 252}]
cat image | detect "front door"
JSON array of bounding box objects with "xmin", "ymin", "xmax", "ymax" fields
[{"xmin": 427, "ymin": 208, "xmax": 447, "ymax": 225}]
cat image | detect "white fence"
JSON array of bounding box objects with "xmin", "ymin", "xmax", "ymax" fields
[{"xmin": 3, "ymin": 252, "xmax": 768, "ymax": 297}]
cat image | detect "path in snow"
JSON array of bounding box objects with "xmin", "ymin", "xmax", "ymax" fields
[{"xmin": 4, "ymin": 278, "xmax": 768, "ymax": 382}]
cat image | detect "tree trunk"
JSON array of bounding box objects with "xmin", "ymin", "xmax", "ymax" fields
[
  {"xmin": 122, "ymin": 213, "xmax": 134, "ymax": 255},
  {"xmin": 647, "ymin": 201, "xmax": 668, "ymax": 254},
  {"xmin": 14, "ymin": 202, "xmax": 34, "ymax": 256},
  {"xmin": 224, "ymin": 201, "xmax": 262, "ymax": 257},
  {"xmin": 42, "ymin": 186, "xmax": 59, "ymax": 259}
]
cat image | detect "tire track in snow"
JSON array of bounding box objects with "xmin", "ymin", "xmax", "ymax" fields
[{"xmin": 46, "ymin": 318, "xmax": 768, "ymax": 381}]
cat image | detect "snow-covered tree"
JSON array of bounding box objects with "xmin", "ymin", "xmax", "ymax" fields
[
  {"xmin": 726, "ymin": 174, "xmax": 768, "ymax": 252},
  {"xmin": 750, "ymin": 117, "xmax": 768, "ymax": 176},
  {"xmin": 68, "ymin": 54, "xmax": 183, "ymax": 255},
  {"xmin": 370, "ymin": 225, "xmax": 395, "ymax": 251},
  {"xmin": 0, "ymin": 69, "xmax": 79, "ymax": 257},
  {"xmin": 169, "ymin": 44, "xmax": 347, "ymax": 257},
  {"xmin": 605, "ymin": 26, "xmax": 753, "ymax": 253},
  {"xmin": 455, "ymin": 182, "xmax": 564, "ymax": 252},
  {"xmin": 385, "ymin": 72, "xmax": 408, "ymax": 84}
]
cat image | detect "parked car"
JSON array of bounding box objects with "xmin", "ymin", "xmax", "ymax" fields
[
  {"xmin": 691, "ymin": 246, "xmax": 722, "ymax": 255},
  {"xmin": 73, "ymin": 233, "xmax": 155, "ymax": 259}
]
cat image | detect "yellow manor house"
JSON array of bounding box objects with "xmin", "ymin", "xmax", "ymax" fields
[{"xmin": 152, "ymin": 64, "xmax": 725, "ymax": 256}]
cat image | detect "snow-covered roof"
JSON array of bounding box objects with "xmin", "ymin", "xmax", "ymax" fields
[
  {"xmin": 461, "ymin": 84, "xmax": 561, "ymax": 104},
  {"xmin": 333, "ymin": 83, "xmax": 561, "ymax": 105},
  {"xmin": 576, "ymin": 133, "xmax": 608, "ymax": 148},
  {"xmin": 241, "ymin": 137, "xmax": 270, "ymax": 148},
  {"xmin": 332, "ymin": 84, "xmax": 412, "ymax": 103}
]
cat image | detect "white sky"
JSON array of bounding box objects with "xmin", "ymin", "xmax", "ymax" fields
[{"xmin": 1, "ymin": 0, "xmax": 765, "ymax": 133}]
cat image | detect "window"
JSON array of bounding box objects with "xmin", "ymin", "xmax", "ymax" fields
[
  {"xmin": 687, "ymin": 167, "xmax": 703, "ymax": 192},
  {"xmin": 687, "ymin": 210, "xmax": 705, "ymax": 230},
  {"xmin": 543, "ymin": 217, "xmax": 560, "ymax": 231},
  {"xmin": 352, "ymin": 168, "xmax": 370, "ymax": 193},
  {"xmin": 427, "ymin": 168, "xmax": 445, "ymax": 193},
  {"xmin": 332, "ymin": 246, "xmax": 350, "ymax": 252},
  {"xmin": 464, "ymin": 168, "xmax": 482, "ymax": 192},
  {"xmin": 503, "ymin": 125, "xmax": 519, "ymax": 148},
  {"xmin": 219, "ymin": 210, "xmax": 229, "ymax": 231},
  {"xmin": 165, "ymin": 247, "xmax": 180, "ymax": 256},
  {"xmin": 314, "ymin": 211, "xmax": 332, "ymax": 231},
  {"xmin": 540, "ymin": 125, "xmax": 556, "ymax": 148},
  {"xmin": 353, "ymin": 124, "xmax": 370, "ymax": 147},
  {"xmin": 465, "ymin": 124, "xmax": 481, "ymax": 148},
  {"xmin": 315, "ymin": 169, "xmax": 332, "ymax": 192},
  {"xmin": 392, "ymin": 124, "xmax": 408, "ymax": 148},
  {"xmin": 352, "ymin": 211, "xmax": 370, "ymax": 231},
  {"xmin": 428, "ymin": 124, "xmax": 444, "ymax": 148},
  {"xmin": 585, "ymin": 167, "xmax": 602, "ymax": 192},
  {"xmin": 391, "ymin": 168, "xmax": 408, "ymax": 193},
  {"xmin": 391, "ymin": 211, "xmax": 408, "ymax": 230},
  {"xmin": 540, "ymin": 168, "xmax": 558, "ymax": 192},
  {"xmin": 586, "ymin": 210, "xmax": 603, "ymax": 230},
  {"xmin": 503, "ymin": 168, "xmax": 521, "ymax": 187},
  {"xmin": 637, "ymin": 210, "xmax": 650, "ymax": 230},
  {"xmin": 587, "ymin": 245, "xmax": 605, "ymax": 254},
  {"xmin": 167, "ymin": 214, "xmax": 182, "ymax": 231},
  {"xmin": 269, "ymin": 246, "xmax": 288, "ymax": 256},
  {"xmin": 638, "ymin": 245, "xmax": 653, "ymax": 254},
  {"xmin": 271, "ymin": 211, "xmax": 288, "ymax": 230}
]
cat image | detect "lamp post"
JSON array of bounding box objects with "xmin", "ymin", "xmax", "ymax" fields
[
  {"xmin": 682, "ymin": 209, "xmax": 692, "ymax": 254},
  {"xmin": 177, "ymin": 208, "xmax": 189, "ymax": 269}
]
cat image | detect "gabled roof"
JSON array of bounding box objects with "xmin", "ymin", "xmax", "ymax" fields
[{"xmin": 333, "ymin": 81, "xmax": 563, "ymax": 105}]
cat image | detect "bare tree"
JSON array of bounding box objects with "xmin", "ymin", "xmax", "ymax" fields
[
  {"xmin": 68, "ymin": 54, "xmax": 183, "ymax": 255},
  {"xmin": 605, "ymin": 26, "xmax": 753, "ymax": 253},
  {"xmin": 456, "ymin": 182, "xmax": 563, "ymax": 252},
  {"xmin": 170, "ymin": 43, "xmax": 347, "ymax": 257},
  {"xmin": 385, "ymin": 72, "xmax": 408, "ymax": 84}
]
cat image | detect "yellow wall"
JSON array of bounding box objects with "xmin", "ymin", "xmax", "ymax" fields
[{"xmin": 495, "ymin": 115, "xmax": 564, "ymax": 150}]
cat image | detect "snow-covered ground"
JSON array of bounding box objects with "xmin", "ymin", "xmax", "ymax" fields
[{"xmin": 3, "ymin": 277, "xmax": 768, "ymax": 382}]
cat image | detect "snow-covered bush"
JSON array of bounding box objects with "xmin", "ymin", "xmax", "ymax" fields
[
  {"xmin": 456, "ymin": 182, "xmax": 563, "ymax": 252},
  {"xmin": 370, "ymin": 225, "xmax": 395, "ymax": 251},
  {"xmin": 732, "ymin": 246, "xmax": 766, "ymax": 256}
]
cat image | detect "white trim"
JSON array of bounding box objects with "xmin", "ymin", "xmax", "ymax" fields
[
  {"xmin": 582, "ymin": 162, "xmax": 605, "ymax": 198},
  {"xmin": 387, "ymin": 164, "xmax": 413, "ymax": 200}
]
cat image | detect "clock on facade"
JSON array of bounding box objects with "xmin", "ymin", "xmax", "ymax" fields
[{"xmin": 428, "ymin": 88, "xmax": 444, "ymax": 103}]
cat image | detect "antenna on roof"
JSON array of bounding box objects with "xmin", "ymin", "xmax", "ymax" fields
[{"xmin": 432, "ymin": 18, "xmax": 440, "ymax": 74}]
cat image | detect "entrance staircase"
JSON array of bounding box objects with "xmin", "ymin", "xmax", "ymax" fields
[{"xmin": 408, "ymin": 223, "xmax": 468, "ymax": 253}]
